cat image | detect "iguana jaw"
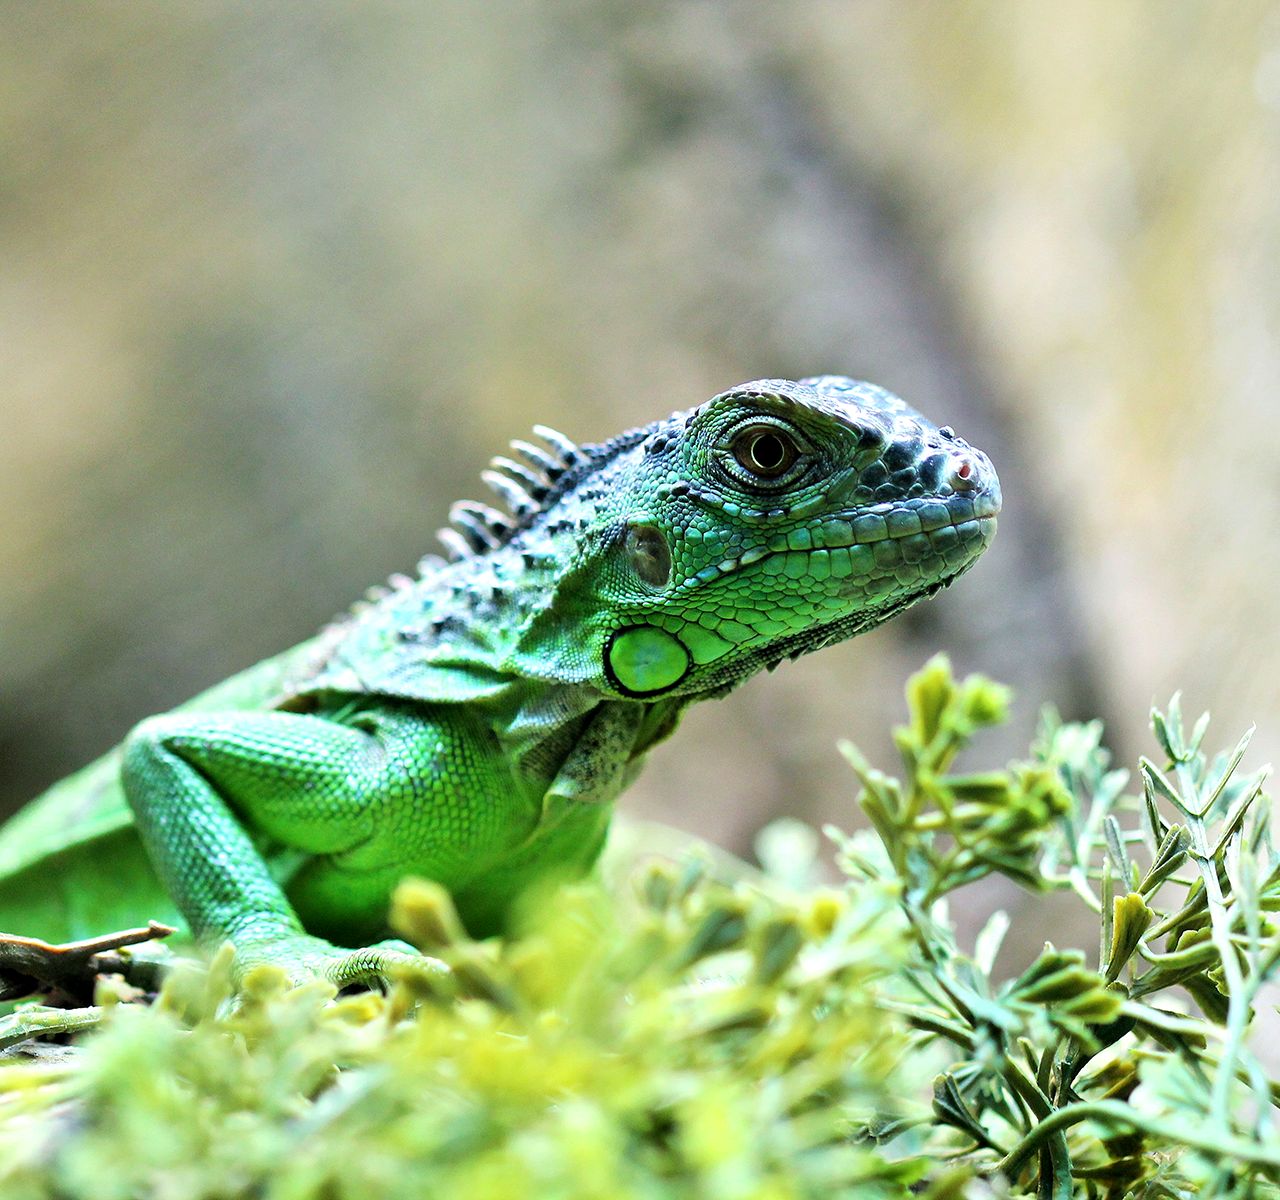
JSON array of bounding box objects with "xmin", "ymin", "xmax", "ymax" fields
[
  {"xmin": 728, "ymin": 513, "xmax": 998, "ymax": 685},
  {"xmin": 654, "ymin": 497, "xmax": 1000, "ymax": 697}
]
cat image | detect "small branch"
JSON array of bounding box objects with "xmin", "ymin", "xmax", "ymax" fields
[
  {"xmin": 0, "ymin": 1005, "xmax": 104, "ymax": 1051},
  {"xmin": 993, "ymin": 1099, "xmax": 1280, "ymax": 1180},
  {"xmin": 0, "ymin": 922, "xmax": 175, "ymax": 1001}
]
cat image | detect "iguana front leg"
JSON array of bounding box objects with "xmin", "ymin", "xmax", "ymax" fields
[{"xmin": 120, "ymin": 706, "xmax": 467, "ymax": 986}]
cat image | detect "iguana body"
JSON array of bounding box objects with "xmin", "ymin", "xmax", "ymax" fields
[{"xmin": 0, "ymin": 377, "xmax": 1000, "ymax": 985}]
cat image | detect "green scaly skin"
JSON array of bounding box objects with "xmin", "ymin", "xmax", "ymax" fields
[{"xmin": 0, "ymin": 376, "xmax": 1000, "ymax": 988}]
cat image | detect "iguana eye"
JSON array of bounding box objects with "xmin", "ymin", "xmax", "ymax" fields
[{"xmin": 731, "ymin": 426, "xmax": 798, "ymax": 479}]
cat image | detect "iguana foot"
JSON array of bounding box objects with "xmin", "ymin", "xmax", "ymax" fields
[{"xmin": 232, "ymin": 933, "xmax": 445, "ymax": 991}]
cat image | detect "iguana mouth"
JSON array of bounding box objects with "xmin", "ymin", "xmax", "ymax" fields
[{"xmin": 679, "ymin": 492, "xmax": 1000, "ymax": 592}]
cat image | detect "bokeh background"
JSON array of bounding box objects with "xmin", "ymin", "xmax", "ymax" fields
[{"xmin": 2, "ymin": 4, "xmax": 1278, "ymax": 943}]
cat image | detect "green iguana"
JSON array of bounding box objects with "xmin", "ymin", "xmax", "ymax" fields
[{"xmin": 0, "ymin": 376, "xmax": 999, "ymax": 989}]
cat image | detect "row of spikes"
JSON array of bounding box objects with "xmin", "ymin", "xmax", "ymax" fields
[
  {"xmin": 437, "ymin": 423, "xmax": 582, "ymax": 561},
  {"xmin": 348, "ymin": 423, "xmax": 583, "ymax": 611}
]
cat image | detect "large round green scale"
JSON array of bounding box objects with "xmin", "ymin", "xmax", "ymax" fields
[{"xmin": 604, "ymin": 625, "xmax": 692, "ymax": 697}]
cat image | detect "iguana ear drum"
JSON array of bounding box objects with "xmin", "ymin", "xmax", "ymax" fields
[
  {"xmin": 624, "ymin": 519, "xmax": 671, "ymax": 588},
  {"xmin": 604, "ymin": 625, "xmax": 691, "ymax": 697}
]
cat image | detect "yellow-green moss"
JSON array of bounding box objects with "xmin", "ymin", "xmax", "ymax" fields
[{"xmin": 2, "ymin": 657, "xmax": 1278, "ymax": 1198}]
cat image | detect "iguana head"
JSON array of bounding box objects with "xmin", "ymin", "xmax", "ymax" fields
[
  {"xmin": 512, "ymin": 375, "xmax": 1000, "ymax": 699},
  {"xmin": 302, "ymin": 376, "xmax": 1000, "ymax": 709}
]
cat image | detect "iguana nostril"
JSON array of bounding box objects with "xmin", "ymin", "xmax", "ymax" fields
[{"xmin": 950, "ymin": 458, "xmax": 978, "ymax": 492}]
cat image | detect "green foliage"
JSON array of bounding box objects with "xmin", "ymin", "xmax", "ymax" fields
[
  {"xmin": 834, "ymin": 660, "xmax": 1280, "ymax": 1197},
  {"xmin": 2, "ymin": 656, "xmax": 1279, "ymax": 1198},
  {"xmin": 0, "ymin": 864, "xmax": 925, "ymax": 1197}
]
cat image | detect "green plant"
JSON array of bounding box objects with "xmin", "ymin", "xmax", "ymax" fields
[
  {"xmin": 837, "ymin": 657, "xmax": 1280, "ymax": 1197},
  {"xmin": 1, "ymin": 657, "xmax": 1276, "ymax": 1198}
]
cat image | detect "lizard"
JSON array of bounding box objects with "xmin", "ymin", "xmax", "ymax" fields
[{"xmin": 0, "ymin": 375, "xmax": 1000, "ymax": 991}]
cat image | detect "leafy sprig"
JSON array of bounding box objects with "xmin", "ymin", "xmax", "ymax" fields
[{"xmin": 837, "ymin": 656, "xmax": 1280, "ymax": 1197}]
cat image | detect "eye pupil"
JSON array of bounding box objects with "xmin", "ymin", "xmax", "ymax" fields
[
  {"xmin": 750, "ymin": 433, "xmax": 786, "ymax": 471},
  {"xmin": 732, "ymin": 426, "xmax": 796, "ymax": 480}
]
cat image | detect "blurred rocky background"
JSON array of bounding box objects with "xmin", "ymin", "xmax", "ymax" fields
[{"xmin": 2, "ymin": 3, "xmax": 1277, "ymax": 944}]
